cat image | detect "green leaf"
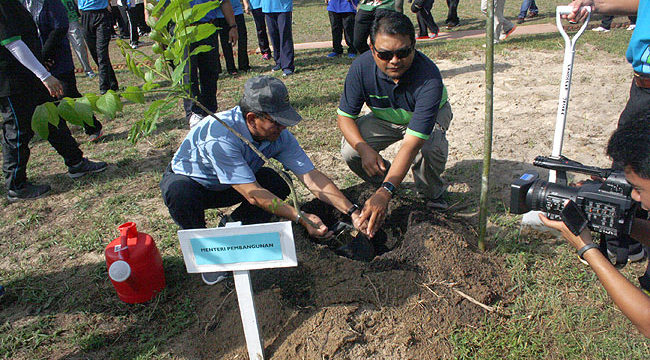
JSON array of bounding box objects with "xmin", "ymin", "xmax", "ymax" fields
[
  {"xmin": 192, "ymin": 23, "xmax": 217, "ymax": 42},
  {"xmin": 189, "ymin": 44, "xmax": 213, "ymax": 56},
  {"xmin": 83, "ymin": 93, "xmax": 100, "ymax": 112},
  {"xmin": 190, "ymin": 1, "xmax": 220, "ymax": 23},
  {"xmin": 154, "ymin": 57, "xmax": 165, "ymax": 72},
  {"xmin": 31, "ymin": 104, "xmax": 50, "ymax": 139},
  {"xmin": 142, "ymin": 82, "xmax": 161, "ymax": 92},
  {"xmin": 57, "ymin": 98, "xmax": 84, "ymax": 127},
  {"xmin": 171, "ymin": 59, "xmax": 186, "ymax": 85},
  {"xmin": 145, "ymin": 70, "xmax": 155, "ymax": 83},
  {"xmin": 44, "ymin": 102, "xmax": 59, "ymax": 127},
  {"xmin": 96, "ymin": 91, "xmax": 120, "ymax": 118},
  {"xmin": 121, "ymin": 86, "xmax": 145, "ymax": 104},
  {"xmin": 74, "ymin": 99, "xmax": 94, "ymax": 126}
]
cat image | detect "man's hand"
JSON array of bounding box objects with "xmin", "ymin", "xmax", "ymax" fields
[
  {"xmin": 359, "ymin": 189, "xmax": 391, "ymax": 237},
  {"xmin": 42, "ymin": 75, "xmax": 63, "ymax": 98},
  {"xmin": 301, "ymin": 212, "xmax": 333, "ymax": 239},
  {"xmin": 539, "ymin": 212, "xmax": 593, "ymax": 251},
  {"xmin": 351, "ymin": 210, "xmax": 370, "ymax": 236},
  {"xmin": 563, "ymin": 0, "xmax": 595, "ymax": 22},
  {"xmin": 357, "ymin": 142, "xmax": 386, "ymax": 178},
  {"xmin": 228, "ymin": 26, "xmax": 238, "ymax": 46}
]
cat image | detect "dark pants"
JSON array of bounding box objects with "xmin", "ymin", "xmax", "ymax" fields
[
  {"xmin": 265, "ymin": 12, "xmax": 295, "ymax": 72},
  {"xmin": 56, "ymin": 71, "xmax": 102, "ymax": 136},
  {"xmin": 415, "ymin": 0, "xmax": 439, "ymax": 36},
  {"xmin": 251, "ymin": 7, "xmax": 271, "ymax": 55},
  {"xmin": 182, "ymin": 28, "xmax": 219, "ymax": 118},
  {"xmin": 1, "ymin": 89, "xmax": 83, "ymax": 191},
  {"xmin": 81, "ymin": 9, "xmax": 119, "ymax": 93},
  {"xmin": 118, "ymin": 5, "xmax": 139, "ymax": 44},
  {"xmin": 160, "ymin": 166, "xmax": 291, "ymax": 229},
  {"xmin": 600, "ymin": 15, "xmax": 636, "ymax": 29},
  {"xmin": 215, "ymin": 15, "xmax": 250, "ymax": 73},
  {"xmin": 445, "ymin": 0, "xmax": 460, "ymax": 25},
  {"xmin": 353, "ymin": 8, "xmax": 375, "ymax": 55},
  {"xmin": 328, "ymin": 11, "xmax": 356, "ymax": 55},
  {"xmin": 110, "ymin": 5, "xmax": 128, "ymax": 37},
  {"xmin": 617, "ymin": 78, "xmax": 650, "ymax": 145},
  {"xmin": 133, "ymin": 3, "xmax": 151, "ymax": 34}
]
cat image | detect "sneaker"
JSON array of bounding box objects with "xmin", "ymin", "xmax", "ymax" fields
[
  {"xmin": 271, "ymin": 64, "xmax": 281, "ymax": 72},
  {"xmin": 326, "ymin": 52, "xmax": 341, "ymax": 58},
  {"xmin": 130, "ymin": 41, "xmax": 139, "ymax": 49},
  {"xmin": 201, "ymin": 271, "xmax": 229, "ymax": 285},
  {"xmin": 262, "ymin": 53, "xmax": 272, "ymax": 60},
  {"xmin": 428, "ymin": 32, "xmax": 438, "ymax": 39},
  {"xmin": 88, "ymin": 130, "xmax": 103, "ymax": 142},
  {"xmin": 592, "ymin": 26, "xmax": 610, "ymax": 33},
  {"xmin": 228, "ymin": 70, "xmax": 238, "ymax": 76},
  {"xmin": 188, "ymin": 113, "xmax": 203, "ymax": 128},
  {"xmin": 526, "ymin": 12, "xmax": 538, "ymax": 18},
  {"xmin": 86, "ymin": 71, "xmax": 96, "ymax": 79},
  {"xmin": 67, "ymin": 158, "xmax": 108, "ymax": 179},
  {"xmin": 282, "ymin": 69, "xmax": 294, "ymax": 77},
  {"xmin": 500, "ymin": 25, "xmax": 517, "ymax": 41},
  {"xmin": 416, "ymin": 35, "xmax": 430, "ymax": 40},
  {"xmin": 517, "ymin": 17, "xmax": 525, "ymax": 24},
  {"xmin": 348, "ymin": 53, "xmax": 356, "ymax": 58},
  {"xmin": 7, "ymin": 182, "xmax": 51, "ymax": 202},
  {"xmin": 627, "ymin": 24, "xmax": 636, "ymax": 31},
  {"xmin": 446, "ymin": 20, "xmax": 459, "ymax": 28}
]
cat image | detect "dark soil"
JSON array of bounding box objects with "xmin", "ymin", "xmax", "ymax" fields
[{"xmin": 170, "ymin": 184, "xmax": 514, "ymax": 359}]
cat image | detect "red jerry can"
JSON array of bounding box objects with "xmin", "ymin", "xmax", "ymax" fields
[{"xmin": 105, "ymin": 222, "xmax": 166, "ymax": 303}]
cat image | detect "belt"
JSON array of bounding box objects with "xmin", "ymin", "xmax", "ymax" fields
[{"xmin": 634, "ymin": 72, "xmax": 650, "ymax": 89}]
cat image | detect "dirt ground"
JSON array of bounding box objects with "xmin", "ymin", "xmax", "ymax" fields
[{"xmin": 164, "ymin": 47, "xmax": 632, "ymax": 359}]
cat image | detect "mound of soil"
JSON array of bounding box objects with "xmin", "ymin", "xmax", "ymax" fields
[{"xmin": 173, "ymin": 184, "xmax": 513, "ymax": 359}]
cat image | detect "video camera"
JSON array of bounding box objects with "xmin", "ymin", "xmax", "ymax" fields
[{"xmin": 510, "ymin": 155, "xmax": 638, "ymax": 237}]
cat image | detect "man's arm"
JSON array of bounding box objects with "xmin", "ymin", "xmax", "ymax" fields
[
  {"xmin": 540, "ymin": 214, "xmax": 650, "ymax": 338},
  {"xmin": 566, "ymin": 0, "xmax": 639, "ymax": 21},
  {"xmin": 359, "ymin": 134, "xmax": 425, "ymax": 236},
  {"xmin": 3, "ymin": 40, "xmax": 63, "ymax": 98},
  {"xmin": 219, "ymin": 0, "xmax": 238, "ymax": 46},
  {"xmin": 231, "ymin": 181, "xmax": 332, "ymax": 237},
  {"xmin": 297, "ymin": 169, "xmax": 368, "ymax": 234}
]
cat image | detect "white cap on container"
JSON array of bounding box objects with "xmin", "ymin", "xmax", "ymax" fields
[{"xmin": 109, "ymin": 260, "xmax": 132, "ymax": 282}]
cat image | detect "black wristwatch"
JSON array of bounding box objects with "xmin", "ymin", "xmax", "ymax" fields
[
  {"xmin": 381, "ymin": 181, "xmax": 396, "ymax": 196},
  {"xmin": 346, "ymin": 203, "xmax": 359, "ymax": 217}
]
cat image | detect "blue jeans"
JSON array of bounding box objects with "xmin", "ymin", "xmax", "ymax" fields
[{"xmin": 518, "ymin": 0, "xmax": 538, "ymax": 19}]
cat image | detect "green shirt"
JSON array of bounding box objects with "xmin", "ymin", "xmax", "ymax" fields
[
  {"xmin": 357, "ymin": 0, "xmax": 395, "ymax": 12},
  {"xmin": 60, "ymin": 0, "xmax": 80, "ymax": 22}
]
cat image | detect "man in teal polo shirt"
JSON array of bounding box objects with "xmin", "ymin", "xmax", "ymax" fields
[{"xmin": 337, "ymin": 10, "xmax": 453, "ymax": 236}]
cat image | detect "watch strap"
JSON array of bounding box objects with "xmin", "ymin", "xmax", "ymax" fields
[{"xmin": 577, "ymin": 243, "xmax": 598, "ymax": 260}]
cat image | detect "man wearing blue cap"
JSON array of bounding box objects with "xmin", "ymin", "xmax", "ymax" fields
[{"xmin": 161, "ymin": 77, "xmax": 368, "ymax": 283}]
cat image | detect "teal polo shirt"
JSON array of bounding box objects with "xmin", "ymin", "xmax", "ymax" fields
[
  {"xmin": 171, "ymin": 106, "xmax": 315, "ymax": 191},
  {"xmin": 337, "ymin": 50, "xmax": 448, "ymax": 140}
]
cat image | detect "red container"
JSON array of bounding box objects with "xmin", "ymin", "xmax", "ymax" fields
[{"xmin": 105, "ymin": 222, "xmax": 165, "ymax": 303}]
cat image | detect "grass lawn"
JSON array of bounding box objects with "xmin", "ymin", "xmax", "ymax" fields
[{"xmin": 0, "ymin": 1, "xmax": 648, "ymax": 358}]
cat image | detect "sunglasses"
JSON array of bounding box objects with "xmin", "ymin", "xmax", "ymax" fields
[{"xmin": 373, "ymin": 46, "xmax": 414, "ymax": 61}]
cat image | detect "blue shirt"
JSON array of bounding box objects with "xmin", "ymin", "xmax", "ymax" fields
[
  {"xmin": 77, "ymin": 0, "xmax": 108, "ymax": 11},
  {"xmin": 327, "ymin": 0, "xmax": 357, "ymax": 14},
  {"xmin": 261, "ymin": 0, "xmax": 292, "ymax": 13},
  {"xmin": 171, "ymin": 106, "xmax": 315, "ymax": 190},
  {"xmin": 337, "ymin": 51, "xmax": 448, "ymax": 140},
  {"xmin": 249, "ymin": 0, "xmax": 262, "ymax": 10},
  {"xmin": 216, "ymin": 0, "xmax": 242, "ymax": 17},
  {"xmin": 626, "ymin": 0, "xmax": 650, "ymax": 74}
]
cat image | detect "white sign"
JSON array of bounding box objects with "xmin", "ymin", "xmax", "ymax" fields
[{"xmin": 177, "ymin": 221, "xmax": 297, "ymax": 273}]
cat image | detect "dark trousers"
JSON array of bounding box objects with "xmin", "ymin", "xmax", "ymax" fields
[
  {"xmin": 215, "ymin": 15, "xmax": 250, "ymax": 73},
  {"xmin": 110, "ymin": 5, "xmax": 128, "ymax": 37},
  {"xmin": 118, "ymin": 5, "xmax": 139, "ymax": 44},
  {"xmin": 416, "ymin": 0, "xmax": 439, "ymax": 35},
  {"xmin": 600, "ymin": 15, "xmax": 636, "ymax": 29},
  {"xmin": 617, "ymin": 78, "xmax": 650, "ymax": 140},
  {"xmin": 328, "ymin": 11, "xmax": 356, "ymax": 55},
  {"xmin": 1, "ymin": 90, "xmax": 83, "ymax": 191},
  {"xmin": 81, "ymin": 9, "xmax": 119, "ymax": 93},
  {"xmin": 445, "ymin": 0, "xmax": 460, "ymax": 24},
  {"xmin": 133, "ymin": 3, "xmax": 150, "ymax": 34},
  {"xmin": 353, "ymin": 8, "xmax": 375, "ymax": 55},
  {"xmin": 182, "ymin": 29, "xmax": 219, "ymax": 118},
  {"xmin": 265, "ymin": 12, "xmax": 295, "ymax": 72},
  {"xmin": 251, "ymin": 7, "xmax": 271, "ymax": 55},
  {"xmin": 160, "ymin": 166, "xmax": 290, "ymax": 229},
  {"xmin": 56, "ymin": 71, "xmax": 102, "ymax": 136}
]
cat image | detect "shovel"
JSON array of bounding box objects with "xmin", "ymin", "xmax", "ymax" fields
[{"xmin": 521, "ymin": 6, "xmax": 591, "ymax": 229}]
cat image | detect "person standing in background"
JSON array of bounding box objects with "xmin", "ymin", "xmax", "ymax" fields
[
  {"xmin": 242, "ymin": 0, "xmax": 272, "ymax": 60},
  {"xmin": 216, "ymin": 0, "xmax": 250, "ymax": 75},
  {"xmin": 60, "ymin": 0, "xmax": 96, "ymax": 78},
  {"xmin": 353, "ymin": 0, "xmax": 395, "ymax": 54},
  {"xmin": 325, "ymin": 0, "xmax": 358, "ymax": 58},
  {"xmin": 262, "ymin": 0, "xmax": 296, "ymax": 76}
]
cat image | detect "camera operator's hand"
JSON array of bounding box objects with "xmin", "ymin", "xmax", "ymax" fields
[{"xmin": 538, "ymin": 213, "xmax": 593, "ymax": 251}]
